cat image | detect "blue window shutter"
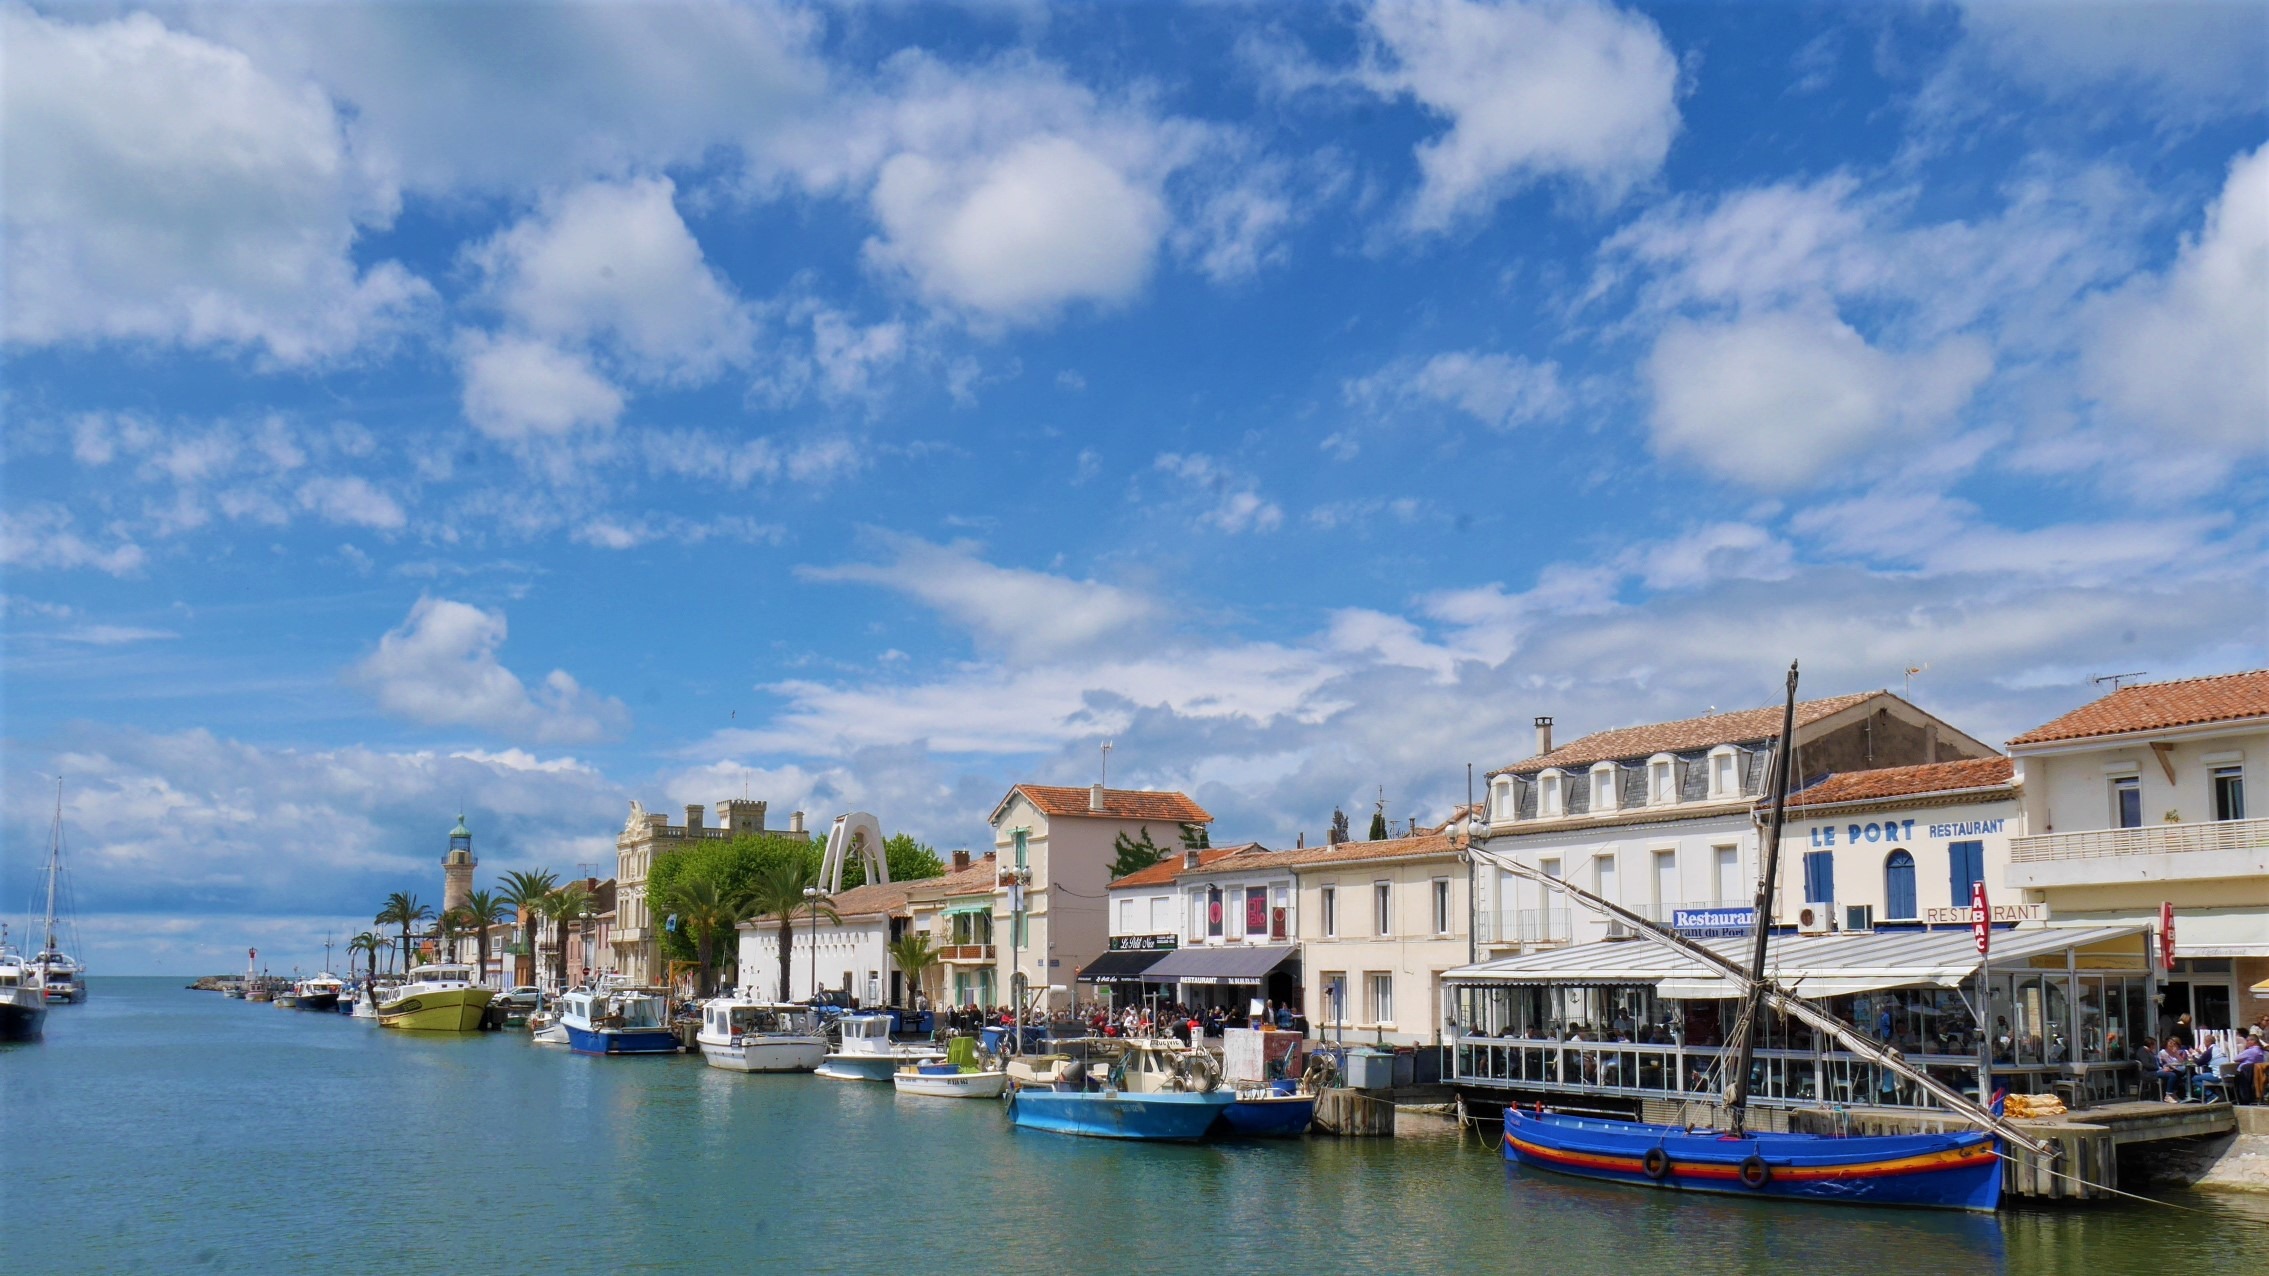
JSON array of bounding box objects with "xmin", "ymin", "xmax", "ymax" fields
[
  {"xmin": 1884, "ymin": 852, "xmax": 1916, "ymax": 920},
  {"xmin": 1948, "ymin": 841, "xmax": 1983, "ymax": 902},
  {"xmin": 1803, "ymin": 851, "xmax": 1833, "ymax": 903}
]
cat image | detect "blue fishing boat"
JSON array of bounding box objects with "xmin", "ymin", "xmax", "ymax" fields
[
  {"xmin": 1005, "ymin": 1040, "xmax": 1235, "ymax": 1141},
  {"xmin": 558, "ymin": 988, "xmax": 678, "ymax": 1056},
  {"xmin": 1218, "ymin": 1090, "xmax": 1315, "ymax": 1137},
  {"xmin": 1502, "ymin": 1109, "xmax": 2001, "ymax": 1211}
]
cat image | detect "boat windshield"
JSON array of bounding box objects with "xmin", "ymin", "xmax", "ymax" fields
[{"xmin": 614, "ymin": 999, "xmax": 663, "ymax": 1029}]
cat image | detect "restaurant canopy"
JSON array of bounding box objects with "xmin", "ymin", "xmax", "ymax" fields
[
  {"xmin": 1140, "ymin": 944, "xmax": 1298, "ymax": 987},
  {"xmin": 1077, "ymin": 949, "xmax": 1169, "ymax": 982},
  {"xmin": 1444, "ymin": 925, "xmax": 2147, "ymax": 999}
]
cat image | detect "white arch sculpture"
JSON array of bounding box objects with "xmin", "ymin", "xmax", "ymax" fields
[{"xmin": 818, "ymin": 812, "xmax": 889, "ymax": 895}]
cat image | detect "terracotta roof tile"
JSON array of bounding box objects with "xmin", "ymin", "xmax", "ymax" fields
[
  {"xmin": 998, "ymin": 785, "xmax": 1213, "ymax": 824},
  {"xmin": 904, "ymin": 853, "xmax": 1002, "ymax": 902},
  {"xmin": 1263, "ymin": 830, "xmax": 1460, "ymax": 870},
  {"xmin": 2008, "ymin": 670, "xmax": 2269, "ymax": 747},
  {"xmin": 1785, "ymin": 757, "xmax": 2015, "ymax": 809},
  {"xmin": 1106, "ymin": 844, "xmax": 1266, "ymax": 889},
  {"xmin": 1492, "ymin": 691, "xmax": 1882, "ymax": 776}
]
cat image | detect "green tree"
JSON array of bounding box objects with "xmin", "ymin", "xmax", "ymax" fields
[
  {"xmin": 433, "ymin": 908, "xmax": 464, "ymax": 966},
  {"xmin": 886, "ymin": 932, "xmax": 940, "ymax": 1009},
  {"xmin": 839, "ymin": 833, "xmax": 946, "ymax": 890},
  {"xmin": 348, "ymin": 931, "xmax": 388, "ymax": 979},
  {"xmin": 1179, "ymin": 823, "xmax": 1209, "ymax": 850},
  {"xmin": 498, "ymin": 869, "xmax": 558, "ymax": 986},
  {"xmin": 659, "ymin": 876, "xmax": 746, "ymax": 997},
  {"xmin": 1368, "ymin": 809, "xmax": 1389, "ymax": 840},
  {"xmin": 539, "ymin": 883, "xmax": 591, "ymax": 988},
  {"xmin": 458, "ymin": 890, "xmax": 513, "ymax": 988},
  {"xmin": 645, "ymin": 833, "xmax": 816, "ymax": 968},
  {"xmin": 375, "ymin": 892, "xmax": 432, "ymax": 974},
  {"xmin": 1110, "ymin": 827, "xmax": 1166, "ymax": 879},
  {"xmin": 741, "ymin": 857, "xmax": 836, "ymax": 1003}
]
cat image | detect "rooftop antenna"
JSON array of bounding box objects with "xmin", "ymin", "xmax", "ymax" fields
[
  {"xmin": 322, "ymin": 932, "xmax": 334, "ymax": 975},
  {"xmin": 1100, "ymin": 740, "xmax": 1112, "ymax": 788},
  {"xmin": 2092, "ymin": 672, "xmax": 2148, "ymax": 690},
  {"xmin": 1903, "ymin": 663, "xmax": 1928, "ymax": 699}
]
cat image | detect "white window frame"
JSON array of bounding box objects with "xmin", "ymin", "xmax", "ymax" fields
[
  {"xmin": 2210, "ymin": 764, "xmax": 2245, "ymax": 822},
  {"xmin": 1321, "ymin": 972, "xmax": 1349, "ymax": 1027},
  {"xmin": 1707, "ymin": 746, "xmax": 1741, "ymax": 800},
  {"xmin": 1490, "ymin": 774, "xmax": 1518, "ymax": 822},
  {"xmin": 1188, "ymin": 888, "xmax": 1207, "ymax": 943},
  {"xmin": 1539, "ymin": 769, "xmax": 1566, "ymax": 817},
  {"xmin": 1320, "ymin": 885, "xmax": 1337, "ymax": 938},
  {"xmin": 1226, "ymin": 882, "xmax": 1246, "ymax": 940},
  {"xmin": 1590, "ymin": 762, "xmax": 1618, "ymax": 813},
  {"xmin": 1374, "ymin": 881, "xmax": 1392, "ymax": 936},
  {"xmin": 1366, "ymin": 972, "xmax": 1395, "ymax": 1026},
  {"xmin": 1116, "ymin": 897, "xmax": 1133, "ymax": 934},
  {"xmin": 1431, "ymin": 878, "xmax": 1452, "ymax": 935},
  {"xmin": 1648, "ymin": 754, "xmax": 1677, "ymax": 806},
  {"xmin": 2107, "ymin": 769, "xmax": 2142, "ymax": 829}
]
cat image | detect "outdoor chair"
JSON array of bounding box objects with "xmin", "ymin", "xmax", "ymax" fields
[{"xmin": 2195, "ymin": 1065, "xmax": 2236, "ymax": 1105}]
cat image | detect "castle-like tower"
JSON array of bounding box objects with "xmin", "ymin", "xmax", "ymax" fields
[{"xmin": 443, "ymin": 814, "xmax": 475, "ymax": 916}]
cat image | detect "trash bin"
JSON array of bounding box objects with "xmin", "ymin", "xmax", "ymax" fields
[
  {"xmin": 1347, "ymin": 1048, "xmax": 1395, "ymax": 1091},
  {"xmin": 1391, "ymin": 1047, "xmax": 1416, "ymax": 1088}
]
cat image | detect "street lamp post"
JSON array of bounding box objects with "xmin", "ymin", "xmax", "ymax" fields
[{"xmin": 802, "ymin": 886, "xmax": 825, "ymax": 1001}]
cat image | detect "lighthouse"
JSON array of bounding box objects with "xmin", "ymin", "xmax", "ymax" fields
[{"xmin": 443, "ymin": 814, "xmax": 475, "ymax": 916}]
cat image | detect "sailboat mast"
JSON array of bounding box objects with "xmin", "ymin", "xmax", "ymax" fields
[
  {"xmin": 43, "ymin": 779, "xmax": 63, "ymax": 953},
  {"xmin": 1724, "ymin": 662, "xmax": 1800, "ymax": 1135}
]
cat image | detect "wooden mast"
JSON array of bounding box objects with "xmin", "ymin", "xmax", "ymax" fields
[{"xmin": 1724, "ymin": 661, "xmax": 1799, "ymax": 1136}]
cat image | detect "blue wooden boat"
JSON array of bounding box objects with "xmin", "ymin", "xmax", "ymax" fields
[
  {"xmin": 1008, "ymin": 1088, "xmax": 1233, "ymax": 1140},
  {"xmin": 558, "ymin": 988, "xmax": 679, "ymax": 1056},
  {"xmin": 1503, "ymin": 1109, "xmax": 2002, "ymax": 1211},
  {"xmin": 1218, "ymin": 1092, "xmax": 1315, "ymax": 1137}
]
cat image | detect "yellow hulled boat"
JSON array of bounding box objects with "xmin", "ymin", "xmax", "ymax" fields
[{"xmin": 376, "ymin": 964, "xmax": 496, "ymax": 1032}]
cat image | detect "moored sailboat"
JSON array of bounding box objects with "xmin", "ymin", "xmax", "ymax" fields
[
  {"xmin": 1480, "ymin": 662, "xmax": 2055, "ymax": 1212},
  {"xmin": 30, "ymin": 781, "xmax": 87, "ymax": 1004},
  {"xmin": 0, "ymin": 942, "xmax": 46, "ymax": 1042}
]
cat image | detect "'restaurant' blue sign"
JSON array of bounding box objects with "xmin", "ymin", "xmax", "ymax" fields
[{"xmin": 1672, "ymin": 907, "xmax": 1756, "ymax": 939}]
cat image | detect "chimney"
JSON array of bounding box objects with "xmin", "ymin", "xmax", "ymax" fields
[
  {"xmin": 790, "ymin": 810, "xmax": 805, "ymax": 834},
  {"xmin": 1296, "ymin": 832, "xmax": 1305, "ymax": 848},
  {"xmin": 1183, "ymin": 848, "xmax": 1201, "ymax": 870},
  {"xmin": 1535, "ymin": 716, "xmax": 1555, "ymax": 757},
  {"xmin": 1089, "ymin": 783, "xmax": 1106, "ymax": 812},
  {"xmin": 952, "ymin": 849, "xmax": 971, "ymax": 872},
  {"xmin": 685, "ymin": 804, "xmax": 704, "ymax": 831}
]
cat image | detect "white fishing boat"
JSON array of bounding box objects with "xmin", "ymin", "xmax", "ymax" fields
[
  {"xmin": 557, "ymin": 986, "xmax": 678, "ymax": 1055},
  {"xmin": 528, "ymin": 1009, "xmax": 569, "ymax": 1046},
  {"xmin": 815, "ymin": 1011, "xmax": 943, "ymax": 1081},
  {"xmin": 695, "ymin": 997, "xmax": 826, "ymax": 1073},
  {"xmin": 349, "ymin": 979, "xmax": 395, "ymax": 1019},
  {"xmin": 892, "ymin": 1036, "xmax": 1006, "ymax": 1098},
  {"xmin": 0, "ymin": 942, "xmax": 45, "ymax": 1042}
]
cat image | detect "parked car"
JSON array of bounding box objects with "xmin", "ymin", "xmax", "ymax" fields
[{"xmin": 496, "ymin": 986, "xmax": 544, "ymax": 1010}]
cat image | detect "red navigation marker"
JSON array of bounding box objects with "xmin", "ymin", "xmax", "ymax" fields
[{"xmin": 1971, "ymin": 881, "xmax": 1990, "ymax": 956}]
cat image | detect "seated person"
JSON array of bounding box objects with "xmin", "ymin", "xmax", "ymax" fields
[
  {"xmin": 2233, "ymin": 1031, "xmax": 2266, "ymax": 1105},
  {"xmin": 2154, "ymin": 1037, "xmax": 2193, "ymax": 1101}
]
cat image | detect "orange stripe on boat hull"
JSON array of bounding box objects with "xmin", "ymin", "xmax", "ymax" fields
[{"xmin": 1507, "ymin": 1136, "xmax": 1996, "ymax": 1183}]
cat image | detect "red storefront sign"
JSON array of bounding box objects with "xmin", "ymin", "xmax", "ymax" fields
[
  {"xmin": 1971, "ymin": 881, "xmax": 1990, "ymax": 956},
  {"xmin": 2160, "ymin": 901, "xmax": 2177, "ymax": 971}
]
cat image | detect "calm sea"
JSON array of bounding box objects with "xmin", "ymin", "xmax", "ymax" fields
[{"xmin": 6, "ymin": 978, "xmax": 2262, "ymax": 1273}]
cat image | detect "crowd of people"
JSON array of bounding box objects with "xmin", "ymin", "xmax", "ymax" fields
[
  {"xmin": 2144, "ymin": 1013, "xmax": 2269, "ymax": 1104},
  {"xmin": 921, "ymin": 997, "xmax": 1308, "ymax": 1041}
]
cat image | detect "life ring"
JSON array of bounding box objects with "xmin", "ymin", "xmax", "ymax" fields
[
  {"xmin": 1642, "ymin": 1147, "xmax": 1672, "ymax": 1180},
  {"xmin": 1738, "ymin": 1156, "xmax": 1771, "ymax": 1189}
]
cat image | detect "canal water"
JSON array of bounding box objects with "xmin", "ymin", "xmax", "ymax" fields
[{"xmin": 7, "ymin": 979, "xmax": 2263, "ymax": 1273}]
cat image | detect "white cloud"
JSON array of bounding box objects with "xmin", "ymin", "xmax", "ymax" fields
[
  {"xmin": 2082, "ymin": 143, "xmax": 2268, "ymax": 453},
  {"xmin": 1154, "ymin": 453, "xmax": 1285, "ymax": 534},
  {"xmin": 0, "ymin": 504, "xmax": 147, "ymax": 575},
  {"xmin": 1, "ymin": 6, "xmax": 428, "ymax": 364},
  {"xmin": 1346, "ymin": 350, "xmax": 1568, "ymax": 430},
  {"xmin": 296, "ymin": 476, "xmax": 406, "ymax": 531},
  {"xmin": 1644, "ymin": 310, "xmax": 1993, "ymax": 488},
  {"xmin": 1358, "ymin": 0, "xmax": 1681, "ymax": 230},
  {"xmin": 457, "ymin": 332, "xmax": 627, "ymax": 441},
  {"xmin": 352, "ymin": 596, "xmax": 629, "ymax": 744},
  {"xmin": 1954, "ymin": 0, "xmax": 2267, "ymax": 123},
  {"xmin": 799, "ymin": 535, "xmax": 1157, "ymax": 662},
  {"xmin": 1628, "ymin": 522, "xmax": 1794, "ymax": 591}
]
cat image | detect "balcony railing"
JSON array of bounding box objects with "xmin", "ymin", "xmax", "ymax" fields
[
  {"xmin": 1475, "ymin": 909, "xmax": 1572, "ymax": 945},
  {"xmin": 938, "ymin": 944, "xmax": 996, "ymax": 962},
  {"xmin": 2011, "ymin": 816, "xmax": 2269, "ymax": 863}
]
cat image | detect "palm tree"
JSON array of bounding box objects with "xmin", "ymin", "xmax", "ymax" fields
[
  {"xmin": 742, "ymin": 858, "xmax": 835, "ymax": 1003},
  {"xmin": 886, "ymin": 932, "xmax": 939, "ymax": 1009},
  {"xmin": 539, "ymin": 883, "xmax": 590, "ymax": 989},
  {"xmin": 433, "ymin": 908, "xmax": 464, "ymax": 967},
  {"xmin": 458, "ymin": 889, "xmax": 513, "ymax": 988},
  {"xmin": 348, "ymin": 931, "xmax": 387, "ymax": 980},
  {"xmin": 498, "ymin": 870, "xmax": 558, "ymax": 987},
  {"xmin": 375, "ymin": 893, "xmax": 432, "ymax": 975},
  {"xmin": 660, "ymin": 877, "xmax": 745, "ymax": 998}
]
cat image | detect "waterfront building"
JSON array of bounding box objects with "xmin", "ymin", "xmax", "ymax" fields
[
  {"xmin": 978, "ymin": 784, "xmax": 1213, "ymax": 1015},
  {"xmin": 1279, "ymin": 831, "xmax": 1468, "ymax": 1046},
  {"xmin": 2005, "ymin": 670, "xmax": 2269, "ymax": 1041},
  {"xmin": 1473, "ymin": 693, "xmax": 1995, "ymax": 956},
  {"xmin": 739, "ymin": 877, "xmax": 911, "ymax": 1006},
  {"xmin": 907, "ymin": 851, "xmax": 1004, "ymax": 1009},
  {"xmin": 1137, "ymin": 845, "xmax": 1301, "ymax": 1014},
  {"xmin": 1088, "ymin": 846, "xmax": 1257, "ymax": 1004},
  {"xmin": 559, "ymin": 878, "xmax": 615, "ymax": 989},
  {"xmin": 1778, "ymin": 758, "xmax": 2025, "ymax": 935},
  {"xmin": 613, "ymin": 798, "xmax": 807, "ymax": 985}
]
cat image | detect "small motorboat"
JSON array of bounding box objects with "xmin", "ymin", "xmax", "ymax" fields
[
  {"xmin": 695, "ymin": 997, "xmax": 826, "ymax": 1072},
  {"xmin": 816, "ymin": 1012, "xmax": 943, "ymax": 1081},
  {"xmin": 558, "ymin": 986, "xmax": 678, "ymax": 1056},
  {"xmin": 892, "ymin": 1036, "xmax": 1006, "ymax": 1099},
  {"xmin": 1219, "ymin": 1085, "xmax": 1315, "ymax": 1137},
  {"xmin": 0, "ymin": 946, "xmax": 46, "ymax": 1042},
  {"xmin": 1004, "ymin": 1039, "xmax": 1234, "ymax": 1141},
  {"xmin": 287, "ymin": 973, "xmax": 344, "ymax": 1012}
]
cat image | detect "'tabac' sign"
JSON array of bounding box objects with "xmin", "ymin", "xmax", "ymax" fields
[{"xmin": 1672, "ymin": 907, "xmax": 1756, "ymax": 938}]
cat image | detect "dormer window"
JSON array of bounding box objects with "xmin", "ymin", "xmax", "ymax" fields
[
  {"xmin": 1648, "ymin": 754, "xmax": 1677, "ymax": 806},
  {"xmin": 1490, "ymin": 775, "xmax": 1518, "ymax": 822},
  {"xmin": 1707, "ymin": 746, "xmax": 1741, "ymax": 799},
  {"xmin": 1539, "ymin": 769, "xmax": 1566, "ymax": 818},
  {"xmin": 1590, "ymin": 762, "xmax": 1619, "ymax": 813}
]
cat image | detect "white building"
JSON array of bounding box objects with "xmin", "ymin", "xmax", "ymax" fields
[
  {"xmin": 2006, "ymin": 670, "xmax": 2269, "ymax": 1039},
  {"xmin": 1777, "ymin": 757, "xmax": 2024, "ymax": 934},
  {"xmin": 1139, "ymin": 846, "xmax": 1300, "ymax": 1012},
  {"xmin": 1281, "ymin": 831, "xmax": 1469, "ymax": 1046},
  {"xmin": 1088, "ymin": 845, "xmax": 1259, "ymax": 999},
  {"xmin": 1474, "ymin": 692, "xmax": 1994, "ymax": 954}
]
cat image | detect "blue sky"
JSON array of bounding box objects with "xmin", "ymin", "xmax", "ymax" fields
[{"xmin": 3, "ymin": 1, "xmax": 2262, "ymax": 974}]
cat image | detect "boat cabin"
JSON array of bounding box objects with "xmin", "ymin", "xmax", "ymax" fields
[
  {"xmin": 566, "ymin": 989, "xmax": 667, "ymax": 1030},
  {"xmin": 1445, "ymin": 925, "xmax": 2154, "ymax": 1111},
  {"xmin": 704, "ymin": 1002, "xmax": 815, "ymax": 1039}
]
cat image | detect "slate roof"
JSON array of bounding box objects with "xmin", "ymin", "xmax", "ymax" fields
[
  {"xmin": 996, "ymin": 785, "xmax": 1214, "ymax": 824},
  {"xmin": 2008, "ymin": 670, "xmax": 2269, "ymax": 747},
  {"xmin": 1491, "ymin": 691, "xmax": 1881, "ymax": 776},
  {"xmin": 1106, "ymin": 844, "xmax": 1265, "ymax": 890},
  {"xmin": 1784, "ymin": 757, "xmax": 2016, "ymax": 810}
]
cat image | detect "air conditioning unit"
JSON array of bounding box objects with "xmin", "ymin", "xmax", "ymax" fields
[
  {"xmin": 1796, "ymin": 904, "xmax": 1834, "ymax": 935},
  {"xmin": 1604, "ymin": 919, "xmax": 1638, "ymax": 941},
  {"xmin": 1844, "ymin": 904, "xmax": 1875, "ymax": 932}
]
